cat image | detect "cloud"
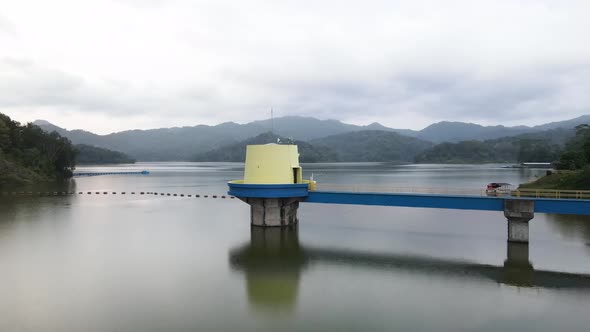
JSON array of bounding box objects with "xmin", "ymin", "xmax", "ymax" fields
[
  {"xmin": 0, "ymin": 13, "xmax": 15, "ymax": 35},
  {"xmin": 0, "ymin": 0, "xmax": 589, "ymax": 133}
]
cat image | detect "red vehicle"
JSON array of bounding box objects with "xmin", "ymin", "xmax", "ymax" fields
[{"xmin": 486, "ymin": 183, "xmax": 513, "ymax": 196}]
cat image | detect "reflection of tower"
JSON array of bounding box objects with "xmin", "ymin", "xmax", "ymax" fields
[
  {"xmin": 230, "ymin": 227, "xmax": 590, "ymax": 315},
  {"xmin": 229, "ymin": 226, "xmax": 308, "ymax": 313},
  {"xmin": 503, "ymin": 242, "xmax": 534, "ymax": 287}
]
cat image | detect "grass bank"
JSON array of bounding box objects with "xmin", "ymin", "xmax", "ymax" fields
[{"xmin": 519, "ymin": 168, "xmax": 590, "ymax": 190}]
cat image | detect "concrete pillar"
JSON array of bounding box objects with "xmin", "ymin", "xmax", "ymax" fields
[
  {"xmin": 240, "ymin": 198, "xmax": 302, "ymax": 227},
  {"xmin": 504, "ymin": 199, "xmax": 534, "ymax": 243}
]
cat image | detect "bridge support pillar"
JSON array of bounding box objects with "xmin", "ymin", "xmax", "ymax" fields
[
  {"xmin": 504, "ymin": 199, "xmax": 534, "ymax": 243},
  {"xmin": 240, "ymin": 198, "xmax": 302, "ymax": 227}
]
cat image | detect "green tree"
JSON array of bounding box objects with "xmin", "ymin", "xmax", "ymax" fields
[
  {"xmin": 0, "ymin": 112, "xmax": 77, "ymax": 185},
  {"xmin": 0, "ymin": 119, "xmax": 9, "ymax": 152},
  {"xmin": 557, "ymin": 124, "xmax": 590, "ymax": 170}
]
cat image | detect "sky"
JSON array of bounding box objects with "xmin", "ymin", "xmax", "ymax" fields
[{"xmin": 0, "ymin": 0, "xmax": 589, "ymax": 134}]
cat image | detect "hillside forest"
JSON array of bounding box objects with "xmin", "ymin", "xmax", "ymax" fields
[{"xmin": 0, "ymin": 113, "xmax": 76, "ymax": 185}]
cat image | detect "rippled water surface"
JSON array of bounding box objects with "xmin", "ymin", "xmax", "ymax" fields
[{"xmin": 1, "ymin": 162, "xmax": 590, "ymax": 331}]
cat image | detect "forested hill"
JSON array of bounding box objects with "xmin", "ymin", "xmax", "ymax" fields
[
  {"xmin": 414, "ymin": 129, "xmax": 571, "ymax": 163},
  {"xmin": 520, "ymin": 125, "xmax": 590, "ymax": 190},
  {"xmin": 193, "ymin": 130, "xmax": 432, "ymax": 162},
  {"xmin": 0, "ymin": 113, "xmax": 76, "ymax": 186},
  {"xmin": 310, "ymin": 130, "xmax": 433, "ymax": 162},
  {"xmin": 75, "ymin": 144, "xmax": 136, "ymax": 164},
  {"xmin": 192, "ymin": 132, "xmax": 338, "ymax": 163}
]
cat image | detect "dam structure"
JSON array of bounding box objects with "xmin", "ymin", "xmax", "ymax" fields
[{"xmin": 228, "ymin": 144, "xmax": 590, "ymax": 244}]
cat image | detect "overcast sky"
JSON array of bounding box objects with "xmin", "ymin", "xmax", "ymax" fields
[{"xmin": 1, "ymin": 0, "xmax": 589, "ymax": 134}]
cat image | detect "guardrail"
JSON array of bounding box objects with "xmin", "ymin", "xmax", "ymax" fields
[
  {"xmin": 314, "ymin": 184, "xmax": 590, "ymax": 200},
  {"xmin": 314, "ymin": 184, "xmax": 485, "ymax": 196},
  {"xmin": 512, "ymin": 189, "xmax": 590, "ymax": 199}
]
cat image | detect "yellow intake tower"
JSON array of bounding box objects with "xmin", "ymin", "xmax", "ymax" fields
[
  {"xmin": 244, "ymin": 144, "xmax": 302, "ymax": 184},
  {"xmin": 228, "ymin": 143, "xmax": 315, "ymax": 227}
]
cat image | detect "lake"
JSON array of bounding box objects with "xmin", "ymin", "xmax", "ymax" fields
[{"xmin": 1, "ymin": 162, "xmax": 590, "ymax": 331}]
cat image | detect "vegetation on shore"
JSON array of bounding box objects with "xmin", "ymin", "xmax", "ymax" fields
[
  {"xmin": 519, "ymin": 169, "xmax": 590, "ymax": 190},
  {"xmin": 520, "ymin": 125, "xmax": 590, "ymax": 190},
  {"xmin": 0, "ymin": 113, "xmax": 76, "ymax": 186}
]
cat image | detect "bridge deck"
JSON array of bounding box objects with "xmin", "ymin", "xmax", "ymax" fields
[{"xmin": 304, "ymin": 191, "xmax": 590, "ymax": 216}]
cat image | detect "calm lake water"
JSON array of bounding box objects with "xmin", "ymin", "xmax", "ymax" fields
[{"xmin": 1, "ymin": 163, "xmax": 590, "ymax": 331}]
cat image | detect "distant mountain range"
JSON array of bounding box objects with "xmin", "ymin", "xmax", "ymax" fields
[
  {"xmin": 33, "ymin": 115, "xmax": 590, "ymax": 161},
  {"xmin": 194, "ymin": 131, "xmax": 432, "ymax": 162}
]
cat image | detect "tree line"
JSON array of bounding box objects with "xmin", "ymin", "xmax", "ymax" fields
[
  {"xmin": 0, "ymin": 113, "xmax": 76, "ymax": 185},
  {"xmin": 556, "ymin": 124, "xmax": 590, "ymax": 170},
  {"xmin": 414, "ymin": 136, "xmax": 562, "ymax": 164}
]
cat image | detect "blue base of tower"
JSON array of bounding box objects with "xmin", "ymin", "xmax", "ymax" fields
[{"xmin": 228, "ymin": 182, "xmax": 309, "ymax": 199}]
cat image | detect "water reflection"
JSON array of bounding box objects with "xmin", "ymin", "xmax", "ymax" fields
[
  {"xmin": 0, "ymin": 192, "xmax": 76, "ymax": 227},
  {"xmin": 4, "ymin": 178, "xmax": 77, "ymax": 193},
  {"xmin": 230, "ymin": 226, "xmax": 307, "ymax": 313},
  {"xmin": 230, "ymin": 226, "xmax": 590, "ymax": 313},
  {"xmin": 545, "ymin": 214, "xmax": 590, "ymax": 244},
  {"xmin": 503, "ymin": 243, "xmax": 534, "ymax": 286}
]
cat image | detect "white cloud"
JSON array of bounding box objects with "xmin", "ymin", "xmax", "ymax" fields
[{"xmin": 0, "ymin": 0, "xmax": 589, "ymax": 133}]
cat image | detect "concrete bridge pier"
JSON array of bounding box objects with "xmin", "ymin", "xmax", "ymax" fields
[
  {"xmin": 240, "ymin": 197, "xmax": 303, "ymax": 227},
  {"xmin": 504, "ymin": 199, "xmax": 535, "ymax": 243}
]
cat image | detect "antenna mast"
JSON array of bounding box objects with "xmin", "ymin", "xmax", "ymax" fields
[{"xmin": 271, "ymin": 108, "xmax": 274, "ymax": 134}]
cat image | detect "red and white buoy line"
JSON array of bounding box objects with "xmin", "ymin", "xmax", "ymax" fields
[{"xmin": 0, "ymin": 191, "xmax": 236, "ymax": 199}]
